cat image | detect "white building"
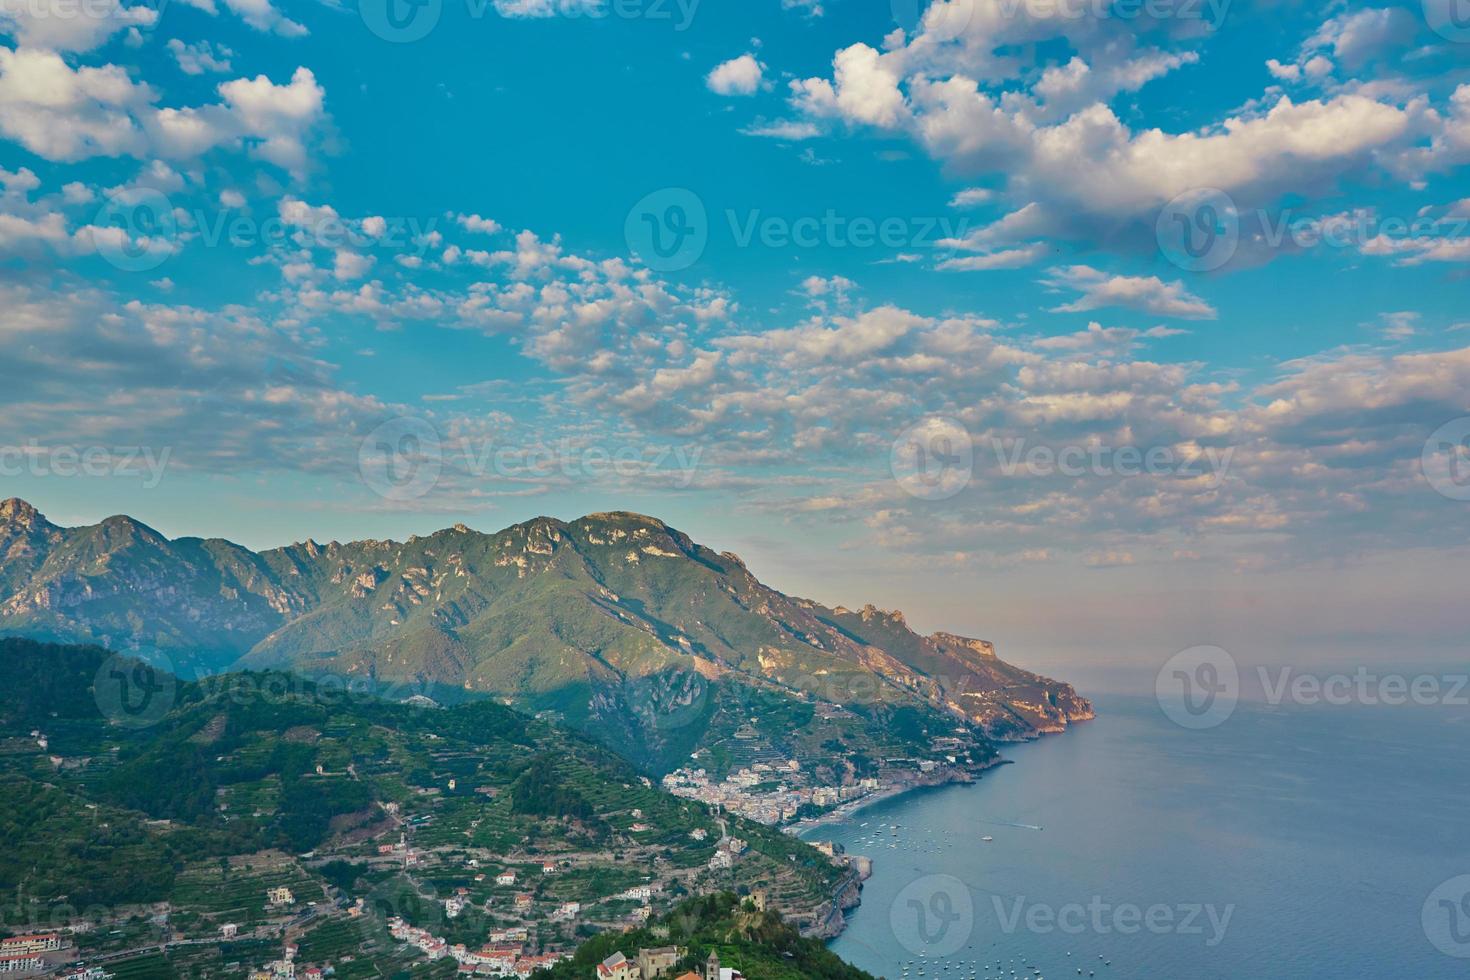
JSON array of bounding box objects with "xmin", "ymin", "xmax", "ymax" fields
[{"xmin": 0, "ymin": 956, "xmax": 45, "ymax": 974}]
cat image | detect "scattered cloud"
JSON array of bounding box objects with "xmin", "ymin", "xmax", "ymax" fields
[
  {"xmin": 707, "ymin": 54, "xmax": 766, "ymax": 97},
  {"xmin": 1044, "ymin": 266, "xmax": 1218, "ymax": 320},
  {"xmin": 167, "ymin": 39, "xmax": 234, "ymax": 76}
]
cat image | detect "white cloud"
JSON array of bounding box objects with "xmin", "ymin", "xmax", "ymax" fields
[
  {"xmin": 0, "ymin": 0, "xmax": 157, "ymax": 52},
  {"xmin": 1372, "ymin": 311, "xmax": 1419, "ymax": 340},
  {"xmin": 1305, "ymin": 7, "xmax": 1417, "ymax": 69},
  {"xmin": 781, "ymin": 0, "xmax": 823, "ymax": 16},
  {"xmin": 741, "ymin": 119, "xmax": 822, "ymax": 140},
  {"xmin": 0, "ymin": 209, "xmax": 73, "ymax": 252},
  {"xmin": 171, "ymin": 0, "xmax": 307, "ymax": 36},
  {"xmin": 0, "ymin": 164, "xmax": 37, "ymax": 193},
  {"xmin": 167, "ymin": 39, "xmax": 233, "ymax": 76},
  {"xmin": 333, "ymin": 249, "xmax": 374, "ymax": 281},
  {"xmin": 948, "ymin": 187, "xmax": 993, "ymax": 208},
  {"xmin": 1032, "ymin": 322, "xmax": 1185, "ymax": 351},
  {"xmin": 1031, "ymin": 50, "xmax": 1198, "ymax": 120},
  {"xmin": 1044, "ymin": 266, "xmax": 1217, "ymax": 320},
  {"xmin": 0, "ymin": 52, "xmax": 328, "ymax": 176},
  {"xmin": 779, "ymin": 6, "xmax": 1456, "ymax": 260},
  {"xmin": 493, "ymin": 0, "xmax": 600, "ymax": 15},
  {"xmin": 792, "ymin": 43, "xmax": 908, "ymax": 128},
  {"xmin": 0, "ymin": 47, "xmax": 154, "ymax": 160},
  {"xmin": 1266, "ymin": 59, "xmax": 1300, "ymax": 83},
  {"xmin": 454, "ymin": 213, "xmax": 501, "ymax": 235},
  {"xmin": 937, "ymin": 243, "xmax": 1049, "ymax": 270},
  {"xmin": 707, "ymin": 54, "xmax": 766, "ymax": 97}
]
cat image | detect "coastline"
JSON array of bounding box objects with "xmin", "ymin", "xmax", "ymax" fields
[
  {"xmin": 790, "ymin": 717, "xmax": 1094, "ymax": 943},
  {"xmin": 787, "ymin": 755, "xmax": 1012, "ymax": 836}
]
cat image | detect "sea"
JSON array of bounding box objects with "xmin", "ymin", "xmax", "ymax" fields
[{"xmin": 803, "ymin": 687, "xmax": 1470, "ymax": 980}]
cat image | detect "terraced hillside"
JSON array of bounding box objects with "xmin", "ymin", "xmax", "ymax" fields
[{"xmin": 0, "ymin": 639, "xmax": 852, "ymax": 976}]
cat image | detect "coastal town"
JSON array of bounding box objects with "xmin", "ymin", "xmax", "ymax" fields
[
  {"xmin": 661, "ymin": 761, "xmax": 884, "ymax": 826},
  {"xmin": 661, "ymin": 735, "xmax": 986, "ymax": 829}
]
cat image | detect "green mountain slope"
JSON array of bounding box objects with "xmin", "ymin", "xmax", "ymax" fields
[
  {"xmin": 0, "ymin": 639, "xmax": 855, "ymax": 963},
  {"xmin": 0, "ymin": 500, "xmax": 1092, "ymax": 771}
]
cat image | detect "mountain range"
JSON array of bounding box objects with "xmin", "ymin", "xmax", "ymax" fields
[{"xmin": 0, "ymin": 497, "xmax": 1091, "ymax": 770}]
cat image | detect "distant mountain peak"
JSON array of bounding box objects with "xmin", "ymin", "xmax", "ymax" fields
[
  {"xmin": 96, "ymin": 512, "xmax": 167, "ymax": 542},
  {"xmin": 0, "ymin": 497, "xmax": 43, "ymax": 528},
  {"xmin": 583, "ymin": 511, "xmax": 666, "ymax": 525},
  {"xmin": 857, "ymin": 603, "xmax": 906, "ymax": 625}
]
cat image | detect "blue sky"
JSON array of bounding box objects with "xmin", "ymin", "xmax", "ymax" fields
[{"xmin": 2, "ymin": 0, "xmax": 1469, "ymax": 671}]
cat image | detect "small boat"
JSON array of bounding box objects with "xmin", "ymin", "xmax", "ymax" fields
[{"xmin": 981, "ymin": 836, "xmax": 994, "ymax": 842}]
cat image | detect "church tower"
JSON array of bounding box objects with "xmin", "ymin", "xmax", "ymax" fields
[{"xmin": 704, "ymin": 950, "xmax": 720, "ymax": 980}]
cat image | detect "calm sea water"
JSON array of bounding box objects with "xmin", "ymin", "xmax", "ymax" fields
[{"xmin": 806, "ymin": 691, "xmax": 1470, "ymax": 979}]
